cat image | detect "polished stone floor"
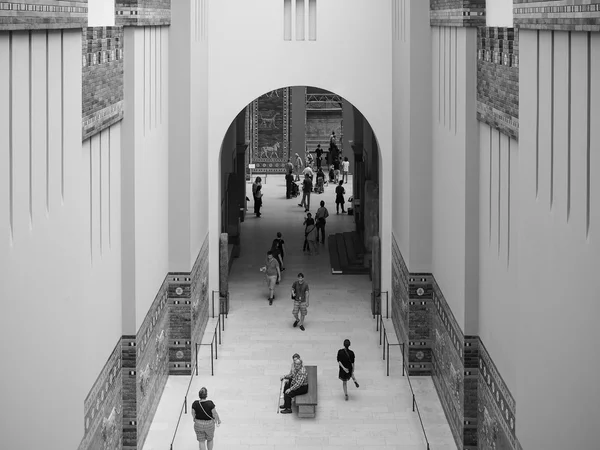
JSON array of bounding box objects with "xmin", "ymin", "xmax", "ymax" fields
[{"xmin": 143, "ymin": 174, "xmax": 456, "ymax": 450}]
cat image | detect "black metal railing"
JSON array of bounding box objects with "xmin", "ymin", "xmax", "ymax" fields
[
  {"xmin": 168, "ymin": 293, "xmax": 227, "ymax": 450},
  {"xmin": 373, "ymin": 291, "xmax": 431, "ymax": 450}
]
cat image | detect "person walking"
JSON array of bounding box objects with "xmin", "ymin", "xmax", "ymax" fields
[
  {"xmin": 271, "ymin": 232, "xmax": 286, "ymax": 271},
  {"xmin": 279, "ymin": 353, "xmax": 309, "ymax": 414},
  {"xmin": 252, "ymin": 177, "xmax": 263, "ymax": 217},
  {"xmin": 342, "ymin": 156, "xmax": 350, "ymax": 184},
  {"xmin": 285, "ymin": 159, "xmax": 294, "ymax": 198},
  {"xmin": 315, "ymin": 200, "xmax": 329, "ymax": 244},
  {"xmin": 337, "ymin": 339, "xmax": 359, "ymax": 401},
  {"xmin": 315, "ymin": 144, "xmax": 323, "ymax": 170},
  {"xmin": 291, "ymin": 273, "xmax": 310, "ymax": 330},
  {"xmin": 302, "ymin": 213, "xmax": 316, "ymax": 254},
  {"xmin": 191, "ymin": 387, "xmax": 222, "ymax": 450},
  {"xmin": 335, "ymin": 180, "xmax": 346, "ymax": 214},
  {"xmin": 295, "ymin": 153, "xmax": 303, "ymax": 181},
  {"xmin": 298, "ymin": 174, "xmax": 313, "ymax": 212},
  {"xmin": 261, "ymin": 250, "xmax": 281, "ymax": 305},
  {"xmin": 333, "ymin": 157, "xmax": 341, "ymax": 184}
]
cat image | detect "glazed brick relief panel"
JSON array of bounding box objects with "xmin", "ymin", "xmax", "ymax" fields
[
  {"xmin": 169, "ymin": 273, "xmax": 192, "ymax": 375},
  {"xmin": 431, "ymin": 278, "xmax": 465, "ymax": 450},
  {"xmin": 477, "ymin": 27, "xmax": 519, "ymax": 141},
  {"xmin": 82, "ymin": 26, "xmax": 124, "ymax": 140},
  {"xmin": 430, "ymin": 0, "xmax": 486, "ymax": 27},
  {"xmin": 135, "ymin": 278, "xmax": 169, "ymax": 449},
  {"xmin": 121, "ymin": 336, "xmax": 137, "ymax": 450},
  {"xmin": 391, "ymin": 234, "xmax": 409, "ymax": 346},
  {"xmin": 115, "ymin": 0, "xmax": 170, "ymax": 27},
  {"xmin": 514, "ymin": 0, "xmax": 600, "ymax": 31},
  {"xmin": 478, "ymin": 340, "xmax": 518, "ymax": 450},
  {"xmin": 190, "ymin": 236, "xmax": 210, "ymax": 358},
  {"xmin": 407, "ymin": 274, "xmax": 433, "ymax": 375},
  {"xmin": 464, "ymin": 336, "xmax": 480, "ymax": 449},
  {"xmin": 78, "ymin": 339, "xmax": 122, "ymax": 450},
  {"xmin": 0, "ymin": 0, "xmax": 88, "ymax": 30}
]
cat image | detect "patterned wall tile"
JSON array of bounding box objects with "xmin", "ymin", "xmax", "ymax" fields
[
  {"xmin": 431, "ymin": 277, "xmax": 465, "ymax": 449},
  {"xmin": 0, "ymin": 1, "xmax": 88, "ymax": 31},
  {"xmin": 251, "ymin": 88, "xmax": 290, "ymax": 173},
  {"xmin": 190, "ymin": 235, "xmax": 210, "ymax": 364},
  {"xmin": 514, "ymin": 0, "xmax": 600, "ymax": 32},
  {"xmin": 430, "ymin": 0, "xmax": 486, "ymax": 27},
  {"xmin": 78, "ymin": 339, "xmax": 122, "ymax": 450},
  {"xmin": 82, "ymin": 26, "xmax": 124, "ymax": 140},
  {"xmin": 391, "ymin": 234, "xmax": 409, "ymax": 345},
  {"xmin": 121, "ymin": 335, "xmax": 137, "ymax": 450},
  {"xmin": 115, "ymin": 0, "xmax": 171, "ymax": 26},
  {"xmin": 168, "ymin": 272, "xmax": 192, "ymax": 375},
  {"xmin": 478, "ymin": 339, "xmax": 517, "ymax": 450},
  {"xmin": 477, "ymin": 27, "xmax": 519, "ymax": 141}
]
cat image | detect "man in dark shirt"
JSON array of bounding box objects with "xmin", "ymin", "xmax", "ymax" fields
[
  {"xmin": 291, "ymin": 273, "xmax": 310, "ymax": 330},
  {"xmin": 315, "ymin": 144, "xmax": 323, "ymax": 170}
]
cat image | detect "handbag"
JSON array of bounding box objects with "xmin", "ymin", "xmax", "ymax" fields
[
  {"xmin": 197, "ymin": 401, "xmax": 220, "ymax": 427},
  {"xmin": 343, "ymin": 349, "xmax": 360, "ymax": 388}
]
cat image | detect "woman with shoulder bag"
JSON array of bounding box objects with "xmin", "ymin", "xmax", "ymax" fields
[
  {"xmin": 337, "ymin": 339, "xmax": 359, "ymax": 401},
  {"xmin": 191, "ymin": 387, "xmax": 222, "ymax": 450}
]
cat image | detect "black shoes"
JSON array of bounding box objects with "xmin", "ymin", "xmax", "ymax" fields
[
  {"xmin": 354, "ymin": 380, "xmax": 360, "ymax": 388},
  {"xmin": 299, "ymin": 325, "xmax": 305, "ymax": 331},
  {"xmin": 269, "ymin": 298, "xmax": 273, "ymax": 305},
  {"xmin": 293, "ymin": 320, "xmax": 299, "ymax": 327},
  {"xmin": 280, "ymin": 409, "xmax": 292, "ymax": 414}
]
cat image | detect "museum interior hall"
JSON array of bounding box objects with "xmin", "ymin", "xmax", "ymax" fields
[{"xmin": 1, "ymin": 1, "xmax": 599, "ymax": 450}]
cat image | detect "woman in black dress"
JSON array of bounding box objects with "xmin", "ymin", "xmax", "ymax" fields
[{"xmin": 337, "ymin": 339, "xmax": 359, "ymax": 400}]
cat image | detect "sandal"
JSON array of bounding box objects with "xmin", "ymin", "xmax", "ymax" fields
[{"xmin": 354, "ymin": 380, "xmax": 360, "ymax": 388}]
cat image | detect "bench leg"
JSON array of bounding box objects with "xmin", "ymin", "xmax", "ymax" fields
[{"xmin": 297, "ymin": 404, "xmax": 316, "ymax": 418}]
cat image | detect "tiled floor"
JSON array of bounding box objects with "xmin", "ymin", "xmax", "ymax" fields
[{"xmin": 143, "ymin": 174, "xmax": 456, "ymax": 450}]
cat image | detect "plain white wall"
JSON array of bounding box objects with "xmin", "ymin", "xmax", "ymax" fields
[
  {"xmin": 88, "ymin": 0, "xmax": 115, "ymax": 27},
  {"xmin": 207, "ymin": 0, "xmax": 393, "ymax": 293},
  {"xmin": 486, "ymin": 0, "xmax": 513, "ymax": 27},
  {"xmin": 478, "ymin": 122, "xmax": 518, "ymax": 394},
  {"xmin": 431, "ymin": 26, "xmax": 479, "ymax": 333},
  {"xmin": 515, "ymin": 30, "xmax": 600, "ymax": 449},
  {"xmin": 0, "ymin": 30, "xmax": 122, "ymax": 450}
]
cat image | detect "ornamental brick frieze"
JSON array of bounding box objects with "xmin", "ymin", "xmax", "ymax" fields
[
  {"xmin": 115, "ymin": 0, "xmax": 171, "ymax": 27},
  {"xmin": 430, "ymin": 0, "xmax": 486, "ymax": 27},
  {"xmin": 477, "ymin": 27, "xmax": 519, "ymax": 141},
  {"xmin": 82, "ymin": 26, "xmax": 124, "ymax": 140},
  {"xmin": 514, "ymin": 0, "xmax": 600, "ymax": 32},
  {"xmin": 0, "ymin": 1, "xmax": 88, "ymax": 31}
]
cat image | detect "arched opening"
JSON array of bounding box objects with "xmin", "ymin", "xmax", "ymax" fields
[{"xmin": 215, "ymin": 85, "xmax": 385, "ymax": 314}]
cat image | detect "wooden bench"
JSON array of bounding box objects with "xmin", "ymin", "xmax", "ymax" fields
[{"xmin": 294, "ymin": 365, "xmax": 318, "ymax": 418}]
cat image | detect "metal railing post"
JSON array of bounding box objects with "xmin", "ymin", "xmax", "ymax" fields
[
  {"xmin": 387, "ymin": 341, "xmax": 390, "ymax": 376},
  {"xmin": 195, "ymin": 343, "xmax": 199, "ymax": 376},
  {"xmin": 210, "ymin": 341, "xmax": 214, "ymax": 376},
  {"xmin": 402, "ymin": 343, "xmax": 405, "ymax": 377},
  {"xmin": 184, "ymin": 396, "xmax": 188, "ymax": 414},
  {"xmin": 412, "ymin": 394, "xmax": 415, "ymax": 412}
]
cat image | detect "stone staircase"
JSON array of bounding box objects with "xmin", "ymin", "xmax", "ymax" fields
[{"xmin": 327, "ymin": 231, "xmax": 370, "ymax": 275}]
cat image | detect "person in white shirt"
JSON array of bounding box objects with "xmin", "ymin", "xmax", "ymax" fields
[
  {"xmin": 302, "ymin": 165, "xmax": 314, "ymax": 180},
  {"xmin": 342, "ymin": 157, "xmax": 350, "ymax": 184}
]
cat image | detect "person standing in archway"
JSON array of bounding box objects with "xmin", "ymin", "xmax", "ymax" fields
[
  {"xmin": 252, "ymin": 177, "xmax": 263, "ymax": 217},
  {"xmin": 342, "ymin": 156, "xmax": 350, "ymax": 184}
]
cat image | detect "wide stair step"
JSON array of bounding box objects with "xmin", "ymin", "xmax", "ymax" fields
[{"xmin": 328, "ymin": 231, "xmax": 369, "ymax": 275}]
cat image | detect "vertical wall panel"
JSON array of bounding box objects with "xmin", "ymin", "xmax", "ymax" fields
[
  {"xmin": 480, "ymin": 123, "xmax": 491, "ymax": 245},
  {"xmin": 90, "ymin": 135, "xmax": 100, "ymax": 261},
  {"xmin": 591, "ymin": 34, "xmax": 600, "ymax": 239},
  {"xmin": 570, "ymin": 32, "xmax": 589, "ymax": 235},
  {"xmin": 101, "ymin": 133, "xmax": 110, "ymax": 254},
  {"xmin": 538, "ymin": 31, "xmax": 552, "ymax": 207},
  {"xmin": 31, "ymin": 31, "xmax": 48, "ymax": 225},
  {"xmin": 283, "ymin": 0, "xmax": 292, "ymax": 40},
  {"xmin": 490, "ymin": 128, "xmax": 499, "ymax": 253},
  {"xmin": 308, "ymin": 0, "xmax": 316, "ymax": 40},
  {"xmin": 11, "ymin": 32, "xmax": 30, "ymax": 241},
  {"xmin": 432, "ymin": 27, "xmax": 439, "ymax": 125},
  {"xmin": 553, "ymin": 31, "xmax": 569, "ymax": 218},
  {"xmin": 0, "ymin": 36, "xmax": 10, "ymax": 241},
  {"xmin": 47, "ymin": 31, "xmax": 63, "ymax": 213},
  {"xmin": 500, "ymin": 134, "xmax": 509, "ymax": 261},
  {"xmin": 445, "ymin": 27, "xmax": 450, "ymax": 128},
  {"xmin": 296, "ymin": 0, "xmax": 305, "ymax": 40}
]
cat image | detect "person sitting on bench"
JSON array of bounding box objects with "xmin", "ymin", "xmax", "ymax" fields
[{"xmin": 279, "ymin": 353, "xmax": 309, "ymax": 414}]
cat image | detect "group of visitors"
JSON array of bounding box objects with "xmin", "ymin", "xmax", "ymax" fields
[{"xmin": 193, "ymin": 341, "xmax": 360, "ymax": 448}]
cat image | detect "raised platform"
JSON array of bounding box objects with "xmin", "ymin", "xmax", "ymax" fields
[{"xmin": 328, "ymin": 231, "xmax": 370, "ymax": 275}]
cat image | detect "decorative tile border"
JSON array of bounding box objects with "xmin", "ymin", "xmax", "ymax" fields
[
  {"xmin": 391, "ymin": 234, "xmax": 409, "ymax": 345},
  {"xmin": 115, "ymin": 0, "xmax": 171, "ymax": 27},
  {"xmin": 477, "ymin": 27, "xmax": 519, "ymax": 141},
  {"xmin": 190, "ymin": 235, "xmax": 210, "ymax": 355},
  {"xmin": 78, "ymin": 339, "xmax": 122, "ymax": 450},
  {"xmin": 168, "ymin": 272, "xmax": 193, "ymax": 375},
  {"xmin": 407, "ymin": 274, "xmax": 433, "ymax": 375},
  {"xmin": 430, "ymin": 0, "xmax": 486, "ymax": 27},
  {"xmin": 82, "ymin": 26, "xmax": 124, "ymax": 140},
  {"xmin": 0, "ymin": 1, "xmax": 87, "ymax": 30},
  {"xmin": 121, "ymin": 335, "xmax": 137, "ymax": 450},
  {"xmin": 514, "ymin": 1, "xmax": 600, "ymax": 31}
]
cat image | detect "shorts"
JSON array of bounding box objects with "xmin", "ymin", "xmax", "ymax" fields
[
  {"xmin": 292, "ymin": 300, "xmax": 308, "ymax": 317},
  {"xmin": 194, "ymin": 419, "xmax": 215, "ymax": 441},
  {"xmin": 266, "ymin": 275, "xmax": 278, "ymax": 290}
]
